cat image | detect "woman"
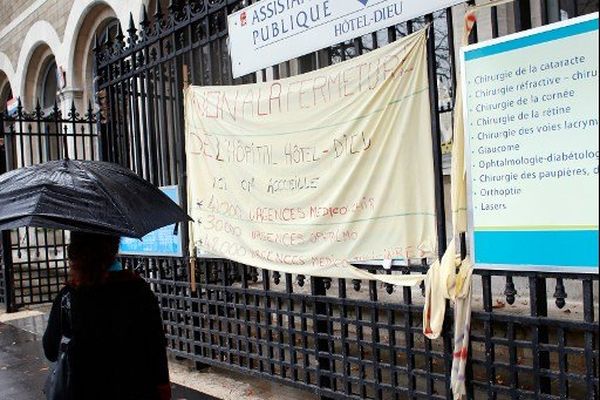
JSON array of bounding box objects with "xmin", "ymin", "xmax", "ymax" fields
[{"xmin": 43, "ymin": 231, "xmax": 171, "ymax": 400}]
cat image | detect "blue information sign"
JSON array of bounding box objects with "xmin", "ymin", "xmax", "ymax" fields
[
  {"xmin": 119, "ymin": 185, "xmax": 184, "ymax": 257},
  {"xmin": 462, "ymin": 14, "xmax": 599, "ymax": 273}
]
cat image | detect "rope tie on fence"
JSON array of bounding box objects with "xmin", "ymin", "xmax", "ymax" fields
[{"xmin": 423, "ymin": 10, "xmax": 478, "ymax": 400}]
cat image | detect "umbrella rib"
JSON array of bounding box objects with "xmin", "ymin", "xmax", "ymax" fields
[
  {"xmin": 0, "ymin": 214, "xmax": 137, "ymax": 237},
  {"xmin": 2, "ymin": 211, "xmax": 136, "ymax": 232},
  {"xmin": 26, "ymin": 184, "xmax": 130, "ymax": 233},
  {"xmin": 4, "ymin": 185, "xmax": 133, "ymax": 234}
]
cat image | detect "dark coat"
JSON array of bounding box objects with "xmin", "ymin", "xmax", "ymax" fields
[{"xmin": 43, "ymin": 270, "xmax": 170, "ymax": 400}]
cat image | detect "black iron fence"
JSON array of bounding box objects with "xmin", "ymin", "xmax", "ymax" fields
[
  {"xmin": 0, "ymin": 0, "xmax": 597, "ymax": 399},
  {"xmin": 0, "ymin": 100, "xmax": 99, "ymax": 311},
  {"xmin": 93, "ymin": 1, "xmax": 599, "ymax": 398}
]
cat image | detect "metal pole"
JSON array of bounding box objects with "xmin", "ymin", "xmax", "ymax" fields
[
  {"xmin": 426, "ymin": 15, "xmax": 455, "ymax": 399},
  {"xmin": 1, "ymin": 115, "xmax": 17, "ymax": 313},
  {"xmin": 1, "ymin": 231, "xmax": 15, "ymax": 313},
  {"xmin": 92, "ymin": 37, "xmax": 108, "ymax": 162},
  {"xmin": 530, "ymin": 277, "xmax": 551, "ymax": 395},
  {"xmin": 295, "ymin": 46, "xmax": 333, "ymax": 400},
  {"xmin": 446, "ymin": 7, "xmax": 458, "ymax": 102},
  {"xmin": 175, "ymin": 61, "xmax": 189, "ymax": 261},
  {"xmin": 426, "ymin": 15, "xmax": 448, "ymax": 259},
  {"xmin": 514, "ymin": 0, "xmax": 533, "ymax": 32}
]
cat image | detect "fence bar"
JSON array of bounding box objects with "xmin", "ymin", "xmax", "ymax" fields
[
  {"xmin": 425, "ymin": 14, "xmax": 448, "ymax": 258},
  {"xmin": 514, "ymin": 0, "xmax": 533, "ymax": 31},
  {"xmin": 312, "ymin": 276, "xmax": 333, "ymax": 399},
  {"xmin": 0, "ymin": 95, "xmax": 100, "ymax": 310},
  {"xmin": 530, "ymin": 277, "xmax": 552, "ymax": 395},
  {"xmin": 583, "ymin": 279, "xmax": 598, "ymax": 400},
  {"xmin": 1, "ymin": 231, "xmax": 15, "ymax": 312}
]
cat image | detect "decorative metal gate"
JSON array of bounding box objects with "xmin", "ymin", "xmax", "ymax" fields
[
  {"xmin": 0, "ymin": 100, "xmax": 100, "ymax": 311},
  {"xmin": 0, "ymin": 0, "xmax": 596, "ymax": 399}
]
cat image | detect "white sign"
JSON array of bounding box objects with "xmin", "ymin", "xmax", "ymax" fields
[
  {"xmin": 228, "ymin": 0, "xmax": 464, "ymax": 78},
  {"xmin": 462, "ymin": 13, "xmax": 599, "ymax": 273}
]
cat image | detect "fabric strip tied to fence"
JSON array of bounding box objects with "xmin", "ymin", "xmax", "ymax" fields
[{"xmin": 423, "ymin": 10, "xmax": 478, "ymax": 400}]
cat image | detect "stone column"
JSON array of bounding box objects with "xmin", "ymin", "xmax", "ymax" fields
[{"xmin": 58, "ymin": 87, "xmax": 85, "ymax": 160}]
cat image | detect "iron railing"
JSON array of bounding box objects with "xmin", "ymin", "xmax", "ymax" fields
[
  {"xmin": 93, "ymin": 1, "xmax": 599, "ymax": 399},
  {"xmin": 0, "ymin": 100, "xmax": 99, "ymax": 311},
  {"xmin": 0, "ymin": 0, "xmax": 597, "ymax": 399},
  {"xmin": 95, "ymin": 0, "xmax": 599, "ymax": 399}
]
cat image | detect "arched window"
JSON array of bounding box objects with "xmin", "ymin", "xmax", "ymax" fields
[
  {"xmin": 0, "ymin": 80, "xmax": 12, "ymax": 113},
  {"xmin": 0, "ymin": 77, "xmax": 12, "ymax": 173},
  {"xmin": 0, "ymin": 81, "xmax": 12, "ymax": 174},
  {"xmin": 40, "ymin": 59, "xmax": 58, "ymax": 110}
]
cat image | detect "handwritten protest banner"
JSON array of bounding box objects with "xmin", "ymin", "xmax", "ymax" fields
[{"xmin": 185, "ymin": 29, "xmax": 437, "ymax": 285}]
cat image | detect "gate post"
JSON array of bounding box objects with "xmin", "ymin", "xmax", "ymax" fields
[
  {"xmin": 1, "ymin": 114, "xmax": 16, "ymax": 313},
  {"xmin": 425, "ymin": 15, "xmax": 448, "ymax": 259},
  {"xmin": 426, "ymin": 13, "xmax": 451, "ymax": 398}
]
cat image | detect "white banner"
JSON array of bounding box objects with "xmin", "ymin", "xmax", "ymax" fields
[
  {"xmin": 185, "ymin": 30, "xmax": 438, "ymax": 285},
  {"xmin": 228, "ymin": 0, "xmax": 465, "ymax": 78}
]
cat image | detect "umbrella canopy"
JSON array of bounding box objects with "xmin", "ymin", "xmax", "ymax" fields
[{"xmin": 0, "ymin": 159, "xmax": 191, "ymax": 238}]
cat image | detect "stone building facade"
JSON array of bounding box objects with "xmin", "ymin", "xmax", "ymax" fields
[{"xmin": 0, "ymin": 0, "xmax": 171, "ymax": 114}]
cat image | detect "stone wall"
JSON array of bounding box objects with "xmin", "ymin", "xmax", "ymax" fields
[
  {"xmin": 0, "ymin": 0, "xmax": 144, "ymax": 103},
  {"xmin": 0, "ymin": 0, "xmax": 74, "ymax": 67}
]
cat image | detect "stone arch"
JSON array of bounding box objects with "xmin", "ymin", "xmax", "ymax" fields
[
  {"xmin": 15, "ymin": 21, "xmax": 63, "ymax": 108},
  {"xmin": 0, "ymin": 71, "xmax": 14, "ymax": 113},
  {"xmin": 0, "ymin": 72, "xmax": 10, "ymax": 174},
  {"xmin": 21, "ymin": 44, "xmax": 58, "ymax": 111},
  {"xmin": 68, "ymin": 2, "xmax": 119, "ymax": 106},
  {"xmin": 63, "ymin": 0, "xmax": 141, "ymax": 47},
  {"xmin": 0, "ymin": 52, "xmax": 17, "ymax": 103},
  {"xmin": 63, "ymin": 0, "xmax": 145, "ymax": 107}
]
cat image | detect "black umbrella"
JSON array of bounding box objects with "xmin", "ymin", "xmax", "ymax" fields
[{"xmin": 0, "ymin": 159, "xmax": 191, "ymax": 238}]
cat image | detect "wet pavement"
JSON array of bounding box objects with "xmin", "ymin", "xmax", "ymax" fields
[
  {"xmin": 0, "ymin": 319, "xmax": 218, "ymax": 400},
  {"xmin": 0, "ymin": 322, "xmax": 48, "ymax": 400}
]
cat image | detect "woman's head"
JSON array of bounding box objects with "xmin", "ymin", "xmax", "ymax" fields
[{"xmin": 68, "ymin": 231, "xmax": 120, "ymax": 286}]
